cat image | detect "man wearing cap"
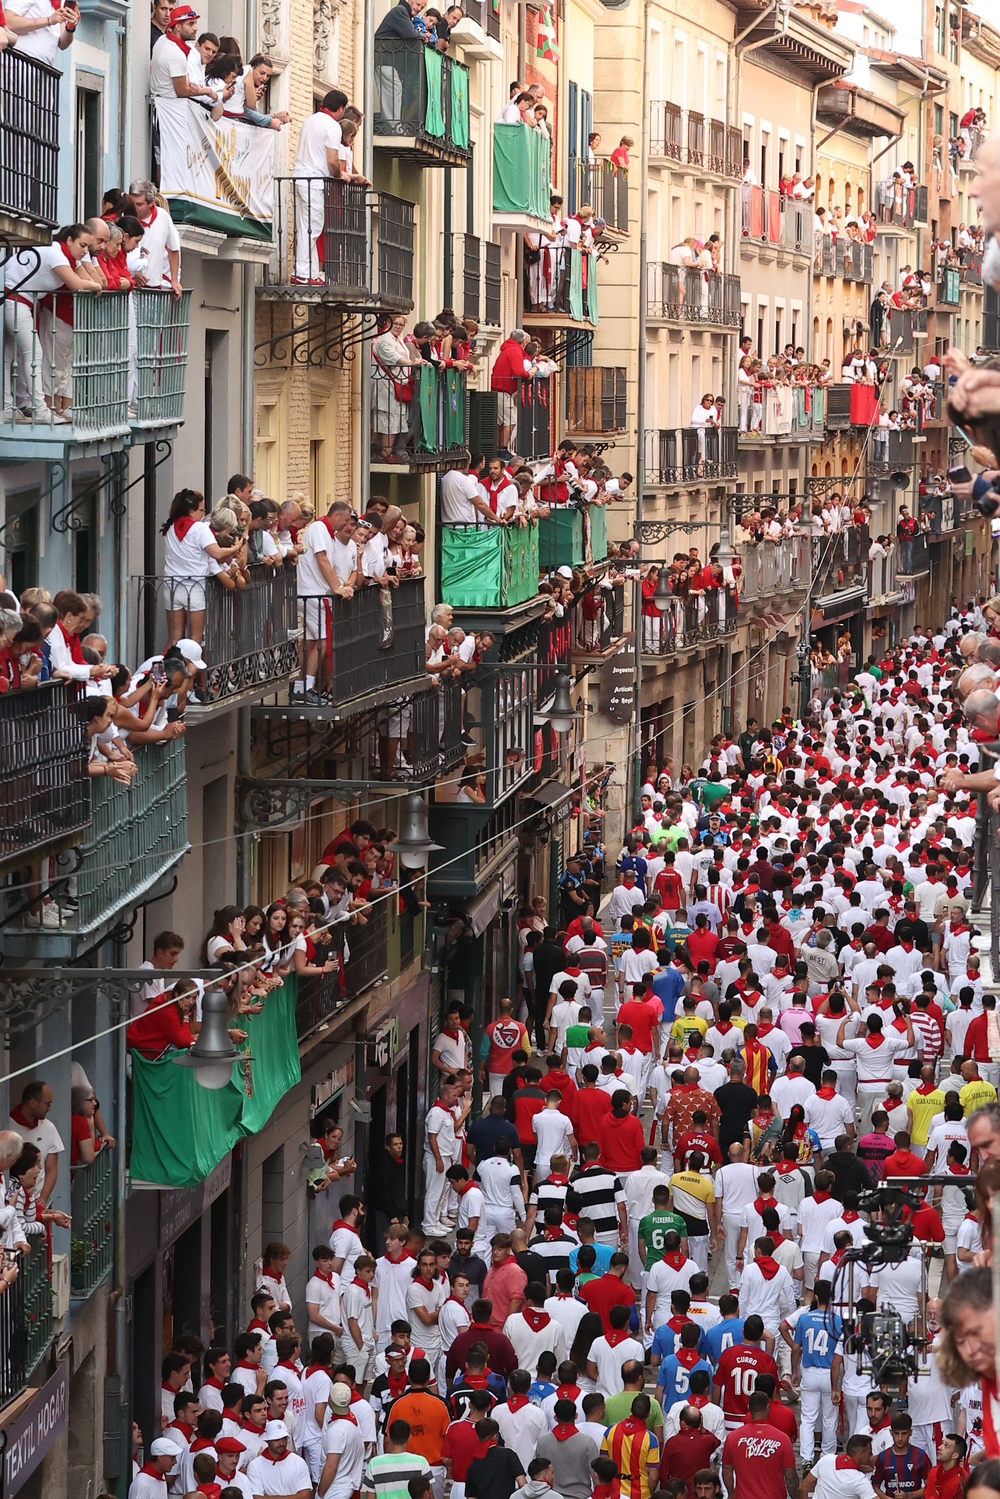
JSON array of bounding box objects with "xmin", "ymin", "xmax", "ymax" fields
[
  {"xmin": 128, "ymin": 1438, "xmax": 183, "ymax": 1499},
  {"xmin": 150, "ymin": 7, "xmax": 216, "ymax": 104},
  {"xmin": 215, "ymin": 1436, "xmax": 254, "ymax": 1498},
  {"xmin": 317, "ymin": 1381, "xmax": 367, "ymax": 1499},
  {"xmin": 245, "ymin": 1421, "xmax": 312, "ymax": 1497}
]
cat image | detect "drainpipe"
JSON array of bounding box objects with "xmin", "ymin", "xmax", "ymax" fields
[
  {"xmin": 631, "ymin": 0, "xmax": 651, "ymax": 820},
  {"xmin": 360, "ymin": 0, "xmax": 374, "ymax": 515},
  {"xmin": 237, "ymin": 0, "xmax": 258, "ymax": 908}
]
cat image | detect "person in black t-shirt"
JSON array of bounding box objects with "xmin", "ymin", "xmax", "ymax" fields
[
  {"xmin": 465, "ymin": 1418, "xmax": 525, "ymax": 1499},
  {"xmin": 714, "ymin": 1062, "xmax": 758, "ymax": 1154},
  {"xmin": 786, "ymin": 1024, "xmax": 831, "ymax": 1088}
]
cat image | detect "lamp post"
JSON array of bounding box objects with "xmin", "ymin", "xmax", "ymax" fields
[
  {"xmin": 172, "ymin": 987, "xmax": 247, "ymax": 1090},
  {"xmin": 394, "ymin": 792, "xmax": 445, "ymax": 869}
]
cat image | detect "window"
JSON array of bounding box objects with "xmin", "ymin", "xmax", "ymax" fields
[
  {"xmin": 71, "ymin": 478, "xmax": 97, "ymax": 595},
  {"xmin": 75, "ymin": 79, "xmax": 103, "ymax": 221},
  {"xmin": 934, "ymin": 103, "xmax": 943, "ymax": 136},
  {"xmin": 311, "ymin": 404, "xmax": 328, "ymax": 513},
  {"xmin": 256, "ymin": 400, "xmax": 280, "ymax": 496},
  {"xmin": 3, "ymin": 489, "xmax": 39, "ymax": 595}
]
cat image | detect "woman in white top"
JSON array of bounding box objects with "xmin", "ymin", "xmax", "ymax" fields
[
  {"xmin": 202, "ymin": 54, "xmax": 241, "ymax": 120},
  {"xmin": 161, "ymin": 488, "xmax": 239, "ymax": 645},
  {"xmin": 260, "ymin": 902, "xmax": 295, "ymax": 976},
  {"xmin": 203, "ymin": 904, "xmax": 248, "ymax": 964}
]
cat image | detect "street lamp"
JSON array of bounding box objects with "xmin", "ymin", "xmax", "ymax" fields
[
  {"xmin": 394, "ymin": 792, "xmax": 444, "ymax": 869},
  {"xmin": 534, "ymin": 669, "xmax": 585, "ymax": 736},
  {"xmin": 172, "ymin": 986, "xmax": 245, "ymax": 1090}
]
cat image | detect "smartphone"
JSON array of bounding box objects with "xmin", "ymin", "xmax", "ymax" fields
[
  {"xmin": 151, "ymin": 660, "xmax": 166, "ymax": 685},
  {"xmin": 947, "ymin": 465, "xmax": 972, "ymax": 484}
]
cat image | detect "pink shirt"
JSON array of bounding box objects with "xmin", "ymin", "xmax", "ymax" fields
[
  {"xmin": 778, "ymin": 1008, "xmax": 809, "ymax": 1045},
  {"xmin": 482, "ymin": 1258, "xmax": 528, "ymax": 1329}
]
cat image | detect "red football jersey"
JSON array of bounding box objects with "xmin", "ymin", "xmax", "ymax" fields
[{"xmin": 714, "ymin": 1342, "xmax": 778, "ymax": 1426}]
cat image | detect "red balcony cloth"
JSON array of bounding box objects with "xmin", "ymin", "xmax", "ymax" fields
[{"xmin": 849, "ymin": 385, "xmax": 879, "ymax": 425}]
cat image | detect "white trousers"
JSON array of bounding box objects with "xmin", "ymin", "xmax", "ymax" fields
[
  {"xmin": 831, "ymin": 1061, "xmax": 857, "ymax": 1101},
  {"xmin": 722, "ymin": 1213, "xmax": 744, "ymax": 1292},
  {"xmin": 422, "ymin": 1155, "xmax": 449, "ymax": 1232},
  {"xmin": 843, "ymin": 1393, "xmax": 864, "ymax": 1437},
  {"xmin": 799, "ymin": 1367, "xmax": 837, "ymax": 1460},
  {"xmin": 857, "ymin": 1086, "xmax": 886, "ymax": 1137},
  {"xmin": 688, "ymin": 1234, "xmax": 710, "ymax": 1273},
  {"xmin": 3, "ymin": 300, "xmax": 49, "ymax": 416},
  {"xmin": 294, "ymin": 179, "xmax": 325, "ymax": 281},
  {"xmin": 803, "ymin": 1251, "xmax": 821, "ymax": 1293}
]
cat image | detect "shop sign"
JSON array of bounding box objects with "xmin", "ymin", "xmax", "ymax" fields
[
  {"xmin": 3, "ymin": 1362, "xmax": 68, "ymax": 1495},
  {"xmin": 311, "ymin": 1059, "xmax": 354, "ymax": 1117},
  {"xmin": 598, "ymin": 638, "xmax": 634, "ymax": 724},
  {"xmin": 368, "ymin": 1018, "xmax": 399, "ymax": 1073}
]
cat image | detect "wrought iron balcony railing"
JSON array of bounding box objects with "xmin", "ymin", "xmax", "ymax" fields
[
  {"xmin": 0, "ymin": 681, "xmax": 90, "ymax": 872},
  {"xmin": 291, "ymin": 576, "xmax": 425, "ymax": 708},
  {"xmin": 643, "ymin": 426, "xmax": 739, "ymax": 484},
  {"xmin": 0, "ymin": 50, "xmax": 59, "ymax": 230}
]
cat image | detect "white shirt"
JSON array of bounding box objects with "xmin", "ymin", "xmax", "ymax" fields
[
  {"xmin": 589, "ymin": 1333, "xmax": 645, "ymax": 1397},
  {"xmin": 664, "ymin": 1398, "xmax": 726, "ymax": 1442},
  {"xmin": 770, "ymin": 1074, "xmax": 816, "ymax": 1116},
  {"xmin": 737, "ymin": 1258, "xmax": 795, "ymax": 1330},
  {"xmin": 293, "ymin": 109, "xmax": 343, "ymax": 178},
  {"xmin": 646, "ymin": 1255, "xmax": 698, "ymax": 1323},
  {"xmin": 322, "ymin": 1413, "xmax": 366, "ymax": 1493},
  {"xmin": 245, "ymin": 1450, "xmax": 313, "ymax": 1494},
  {"xmin": 150, "ymin": 31, "xmax": 190, "ymax": 96},
  {"xmin": 164, "ymin": 518, "xmax": 216, "ymax": 579},
  {"xmin": 440, "ymin": 470, "xmax": 483, "ymax": 525},
  {"xmin": 797, "ymin": 1194, "xmax": 845, "ymax": 1253},
  {"xmin": 533, "ymin": 1109, "xmax": 574, "ymax": 1173},
  {"xmin": 804, "ymin": 1090, "xmax": 855, "ymax": 1146},
  {"xmin": 9, "ymin": 0, "xmax": 66, "ymax": 61},
  {"xmin": 330, "ymin": 1222, "xmax": 365, "ymax": 1284},
  {"xmin": 9, "ymin": 1111, "xmax": 64, "ymax": 1163},
  {"xmin": 810, "ymin": 1452, "xmax": 876, "ymax": 1499},
  {"xmin": 297, "ymin": 518, "xmax": 337, "ymax": 597},
  {"xmin": 374, "ymin": 1253, "xmax": 414, "ymax": 1339},
  {"xmin": 136, "ymin": 205, "xmax": 181, "ymax": 290},
  {"xmin": 715, "ymin": 1161, "xmax": 760, "ymax": 1219},
  {"xmin": 865, "ymin": 1253, "xmax": 923, "ymax": 1323},
  {"xmin": 842, "ymin": 1031, "xmax": 910, "ymax": 1085}
]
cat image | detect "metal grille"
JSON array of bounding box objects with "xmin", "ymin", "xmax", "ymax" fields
[
  {"xmin": 265, "ymin": 177, "xmax": 370, "ymax": 295},
  {"xmin": 649, "ymin": 101, "xmax": 682, "ymax": 159},
  {"xmin": 344, "ymin": 900, "xmax": 389, "ymax": 998},
  {"xmin": 134, "ymin": 290, "xmax": 191, "ymax": 429},
  {"xmin": 643, "ymin": 426, "xmax": 738, "ymax": 484},
  {"xmin": 484, "ymin": 241, "xmax": 501, "ymax": 326},
  {"xmin": 376, "ymin": 192, "xmax": 415, "ymax": 307},
  {"xmin": 0, "ymin": 681, "xmax": 90, "ymax": 871},
  {"xmin": 71, "ymin": 1149, "xmax": 115, "ymax": 1297},
  {"xmin": 294, "ymin": 576, "xmax": 425, "ymax": 707},
  {"xmin": 0, "ymin": 50, "xmax": 59, "ymax": 226},
  {"xmin": 373, "ymin": 39, "xmax": 470, "ymax": 157}
]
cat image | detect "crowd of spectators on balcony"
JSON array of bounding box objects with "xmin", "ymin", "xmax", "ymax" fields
[{"xmin": 371, "ymin": 309, "xmax": 480, "ymax": 461}]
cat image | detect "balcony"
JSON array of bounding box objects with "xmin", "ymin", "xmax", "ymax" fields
[
  {"xmin": 156, "ymin": 98, "xmax": 274, "ymax": 242},
  {"xmin": 643, "ymin": 426, "xmax": 738, "ymax": 485},
  {"xmin": 134, "ymin": 290, "xmax": 192, "ymax": 433},
  {"xmin": 937, "ymin": 267, "xmax": 961, "ymax": 307},
  {"xmin": 285, "ymin": 576, "xmax": 425, "ymax": 714},
  {"xmin": 0, "ymin": 50, "xmax": 58, "ymax": 241},
  {"xmin": 71, "ymin": 1148, "xmax": 114, "ymax": 1297},
  {"xmin": 648, "ymin": 102, "xmax": 741, "ymax": 177},
  {"xmin": 3, "ymin": 738, "xmax": 189, "ymax": 949},
  {"xmin": 523, "ymin": 245, "xmax": 598, "ymax": 327},
  {"xmin": 537, "ymin": 505, "xmax": 609, "ymax": 569},
  {"xmin": 874, "ymin": 179, "xmax": 928, "ymax": 230},
  {"xmin": 646, "ymin": 264, "xmax": 741, "ymax": 327},
  {"xmin": 960, "ymin": 250, "xmax": 983, "ymax": 290},
  {"xmin": 1, "ymin": 291, "xmax": 129, "ymax": 450},
  {"xmin": 450, "ymin": 0, "xmax": 501, "ymax": 55},
  {"xmin": 565, "ymin": 156, "xmax": 628, "ymax": 233},
  {"xmin": 812, "ymin": 525, "xmax": 869, "ymax": 604},
  {"xmin": 0, "ymin": 1249, "xmax": 53, "ymax": 1408},
  {"xmin": 0, "ymin": 682, "xmax": 90, "ymax": 874},
  {"xmin": 741, "ymin": 189, "xmax": 812, "ymax": 253},
  {"xmin": 373, "ymin": 40, "xmax": 470, "ymax": 165},
  {"xmin": 837, "ymin": 239, "xmax": 874, "ymax": 284},
  {"xmin": 132, "ymin": 564, "xmax": 299, "ymax": 713},
  {"xmin": 642, "ymin": 589, "xmax": 737, "ymax": 656},
  {"xmin": 493, "ymin": 122, "xmax": 551, "ymax": 231},
  {"xmin": 737, "ymin": 383, "xmax": 825, "ymax": 442},
  {"xmin": 371, "ymin": 364, "xmax": 468, "ymax": 470},
  {"xmin": 295, "ymin": 903, "xmax": 399, "ymax": 1041},
  {"xmin": 572, "ymin": 578, "xmax": 627, "ymax": 656},
  {"xmin": 130, "ymin": 977, "xmax": 301, "ymax": 1190},
  {"xmin": 565, "ymin": 367, "xmax": 627, "ymax": 437},
  {"xmin": 260, "ymin": 183, "xmax": 414, "ymax": 306},
  {"xmin": 869, "ymin": 429, "xmax": 915, "ymax": 474},
  {"xmin": 825, "ymin": 383, "xmax": 879, "ymax": 430},
  {"xmin": 434, "ymin": 657, "xmax": 535, "ymax": 811},
  {"xmin": 737, "ymin": 538, "xmax": 808, "ymax": 602},
  {"xmin": 896, "ymin": 534, "xmax": 931, "ymax": 577},
  {"xmin": 917, "ymin": 492, "xmax": 957, "ymax": 534},
  {"xmin": 440, "ymin": 521, "xmax": 539, "ymax": 609},
  {"xmin": 869, "ymin": 545, "xmax": 898, "ymax": 603},
  {"xmin": 875, "ymin": 307, "xmax": 924, "ymax": 355}
]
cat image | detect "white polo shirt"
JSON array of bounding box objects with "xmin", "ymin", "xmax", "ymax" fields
[
  {"xmin": 297, "ymin": 519, "xmax": 336, "ymax": 597},
  {"xmin": 9, "ymin": 1110, "xmax": 64, "ymax": 1166},
  {"xmin": 810, "ymin": 1452, "xmax": 877, "ymax": 1499},
  {"xmin": 245, "ymin": 1449, "xmax": 313, "ymax": 1494},
  {"xmin": 306, "ymin": 1269, "xmax": 342, "ymax": 1340},
  {"xmin": 7, "ymin": 0, "xmax": 62, "ymax": 63},
  {"xmin": 330, "ymin": 1222, "xmax": 364, "ymax": 1284},
  {"xmin": 440, "ymin": 470, "xmax": 482, "ymax": 525},
  {"xmin": 293, "ymin": 110, "xmax": 343, "ymax": 179}
]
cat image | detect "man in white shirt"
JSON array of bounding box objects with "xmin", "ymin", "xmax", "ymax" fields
[
  {"xmin": 10, "ymin": 1081, "xmax": 64, "ymax": 1206},
  {"xmin": 771, "ymin": 1060, "xmax": 816, "ymax": 1118},
  {"xmin": 803, "ymin": 1438, "xmax": 879, "ymax": 1499},
  {"xmin": 805, "ymin": 1071, "xmax": 856, "ymax": 1151},
  {"xmin": 797, "ymin": 1171, "xmax": 845, "ymax": 1294},
  {"xmin": 295, "ymin": 501, "xmax": 354, "ymax": 701},
  {"xmin": 737, "ymin": 1237, "xmax": 795, "ymax": 1335},
  {"xmin": 715, "ymin": 1145, "xmax": 759, "ymax": 1293},
  {"xmin": 127, "ymin": 178, "xmax": 184, "ymax": 297},
  {"xmin": 422, "ymin": 1082, "xmax": 458, "ymax": 1235},
  {"xmin": 292, "ymin": 89, "xmax": 349, "ymax": 282},
  {"xmin": 440, "ymin": 468, "xmax": 498, "ymax": 526}
]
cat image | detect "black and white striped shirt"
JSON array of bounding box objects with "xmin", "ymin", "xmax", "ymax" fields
[{"xmin": 569, "ymin": 1165, "xmax": 625, "ymax": 1237}]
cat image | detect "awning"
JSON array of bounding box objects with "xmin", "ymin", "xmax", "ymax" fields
[
  {"xmin": 465, "ymin": 879, "xmax": 502, "ymax": 937},
  {"xmin": 526, "ymin": 778, "xmax": 575, "ymax": 830}
]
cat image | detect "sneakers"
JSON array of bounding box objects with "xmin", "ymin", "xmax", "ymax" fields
[{"xmin": 25, "ymin": 900, "xmax": 62, "ymax": 929}]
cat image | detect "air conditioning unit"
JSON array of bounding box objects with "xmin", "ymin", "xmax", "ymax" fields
[{"xmin": 51, "ymin": 1253, "xmax": 70, "ymax": 1320}]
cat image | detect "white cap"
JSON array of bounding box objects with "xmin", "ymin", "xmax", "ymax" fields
[
  {"xmin": 329, "ymin": 1383, "xmax": 353, "ymax": 1410},
  {"xmin": 264, "ymin": 1421, "xmax": 290, "ymax": 1441},
  {"xmin": 556, "ymin": 565, "xmax": 573, "ymax": 579},
  {"xmin": 176, "ymin": 637, "xmax": 208, "ymax": 671},
  {"xmin": 150, "ymin": 1438, "xmax": 184, "ymax": 1458}
]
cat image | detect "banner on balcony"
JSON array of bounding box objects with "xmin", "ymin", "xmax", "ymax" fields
[
  {"xmin": 444, "ymin": 368, "xmax": 465, "ymax": 449},
  {"xmin": 156, "ymin": 98, "xmax": 275, "ymax": 241},
  {"xmin": 424, "ymin": 47, "xmax": 445, "ymax": 137},
  {"xmin": 128, "ymin": 976, "xmax": 302, "ymax": 1189},
  {"xmin": 418, "ymin": 365, "xmax": 439, "ymax": 452},
  {"xmin": 451, "ymin": 61, "xmax": 469, "ymax": 149}
]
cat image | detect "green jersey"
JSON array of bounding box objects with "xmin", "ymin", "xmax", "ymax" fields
[
  {"xmin": 603, "ymin": 1391, "xmax": 665, "ymax": 1430},
  {"xmin": 638, "ymin": 1209, "xmax": 688, "ymax": 1268},
  {"xmin": 564, "ymin": 1023, "xmax": 591, "ymax": 1051}
]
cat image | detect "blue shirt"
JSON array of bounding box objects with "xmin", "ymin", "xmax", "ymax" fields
[
  {"xmin": 570, "ymin": 1242, "xmax": 614, "ymax": 1276},
  {"xmin": 619, "ymin": 855, "xmax": 648, "ymax": 894},
  {"xmin": 656, "ymin": 1353, "xmax": 714, "ymax": 1407},
  {"xmin": 873, "ymin": 1447, "xmax": 931, "ymax": 1497},
  {"xmin": 650, "ymin": 1322, "xmax": 708, "ymax": 1363},
  {"xmin": 529, "ymin": 1378, "xmax": 556, "ymax": 1407},
  {"xmin": 793, "ymin": 1309, "xmax": 843, "ymax": 1370},
  {"xmin": 651, "ymin": 966, "xmax": 685, "ymax": 1024},
  {"xmin": 701, "ymin": 1316, "xmax": 744, "ymax": 1365}
]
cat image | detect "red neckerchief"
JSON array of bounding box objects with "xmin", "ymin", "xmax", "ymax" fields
[
  {"xmin": 313, "ymin": 1267, "xmax": 336, "ymax": 1286},
  {"xmin": 543, "ymin": 1225, "xmax": 565, "ymax": 1241},
  {"xmin": 329, "ymin": 1410, "xmax": 359, "ymax": 1425},
  {"xmin": 234, "ymin": 1360, "xmax": 260, "ymax": 1373},
  {"xmin": 413, "ymin": 1276, "xmax": 436, "ymax": 1290},
  {"xmin": 201, "ymin": 1375, "xmax": 225, "ymax": 1391},
  {"xmin": 465, "ymin": 1373, "xmax": 490, "ymax": 1389},
  {"xmin": 676, "ymin": 1347, "xmax": 700, "ymax": 1369},
  {"xmin": 242, "ymin": 1417, "xmax": 266, "ymax": 1434},
  {"xmin": 553, "ymin": 1422, "xmax": 578, "ymax": 1440},
  {"xmin": 170, "ymin": 1420, "xmax": 195, "ymax": 1441},
  {"xmin": 662, "ymin": 1250, "xmax": 688, "ymax": 1271},
  {"xmin": 166, "ymin": 27, "xmax": 190, "ymax": 54},
  {"xmin": 196, "ymin": 1486, "xmax": 221, "ymax": 1499},
  {"xmin": 443, "ymin": 1026, "xmax": 461, "ymax": 1040},
  {"xmin": 841, "ymin": 1210, "xmax": 860, "ymax": 1223},
  {"xmin": 193, "ymin": 1436, "xmax": 220, "ymax": 1453},
  {"xmin": 172, "ymin": 514, "xmax": 199, "ymax": 542},
  {"xmin": 522, "ymin": 1308, "xmax": 551, "ymax": 1331},
  {"xmin": 140, "ymin": 1463, "xmax": 165, "ymax": 1478},
  {"xmin": 606, "ymin": 1329, "xmax": 632, "ymax": 1348},
  {"xmin": 247, "ymin": 1319, "xmax": 269, "ymax": 1333},
  {"xmin": 619, "ymin": 1417, "xmax": 648, "ymax": 1440},
  {"xmin": 865, "ymin": 1033, "xmax": 886, "ymax": 1049},
  {"xmin": 352, "ymin": 1277, "xmax": 372, "ymax": 1296},
  {"xmin": 56, "ymin": 620, "xmax": 85, "ymax": 665},
  {"xmin": 755, "ymin": 1255, "xmax": 781, "ymax": 1280},
  {"xmin": 261, "ymin": 1447, "xmax": 292, "ymax": 1463},
  {"xmin": 556, "ymin": 1383, "xmax": 580, "ymax": 1400},
  {"xmin": 812, "ymin": 1190, "xmax": 831, "ymax": 1204},
  {"xmin": 770, "ymin": 1230, "xmax": 786, "ymax": 1247},
  {"xmin": 562, "ymin": 1213, "xmax": 579, "ymax": 1234},
  {"xmin": 753, "ymin": 1196, "xmax": 777, "ymax": 1216},
  {"xmin": 948, "ymin": 1163, "xmax": 971, "ymax": 1176},
  {"xmin": 815, "ymin": 1085, "xmax": 838, "ymax": 1100},
  {"xmin": 332, "ymin": 1218, "xmax": 357, "ymax": 1235},
  {"xmin": 506, "ymin": 1395, "xmax": 530, "ymax": 1412},
  {"xmin": 386, "ymin": 1368, "xmax": 408, "ymax": 1398},
  {"xmin": 837, "ymin": 1458, "xmax": 861, "ymax": 1471},
  {"xmin": 916, "ymin": 1082, "xmax": 939, "ymax": 1096}
]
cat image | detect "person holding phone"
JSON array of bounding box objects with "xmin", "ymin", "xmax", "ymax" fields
[{"xmin": 5, "ymin": 0, "xmax": 77, "ymax": 61}]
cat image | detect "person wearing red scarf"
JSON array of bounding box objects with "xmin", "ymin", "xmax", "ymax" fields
[
  {"xmin": 131, "ymin": 1440, "xmax": 185, "ymax": 1499},
  {"xmin": 245, "ymin": 1424, "xmax": 312, "ymax": 1495},
  {"xmin": 739, "ymin": 1024, "xmax": 774, "ymax": 1095}
]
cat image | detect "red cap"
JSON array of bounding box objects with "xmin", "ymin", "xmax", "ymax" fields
[
  {"xmin": 168, "ymin": 5, "xmax": 199, "ymax": 21},
  {"xmin": 214, "ymin": 1437, "xmax": 246, "ymax": 1454}
]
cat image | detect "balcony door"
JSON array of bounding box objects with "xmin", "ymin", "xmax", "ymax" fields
[{"xmin": 75, "ymin": 76, "xmax": 103, "ymax": 222}]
